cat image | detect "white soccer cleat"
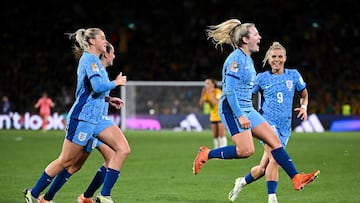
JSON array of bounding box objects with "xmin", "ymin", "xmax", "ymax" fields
[
  {"xmin": 95, "ymin": 193, "xmax": 113, "ymax": 203},
  {"xmin": 228, "ymin": 177, "xmax": 246, "ymax": 202},
  {"xmin": 268, "ymin": 195, "xmax": 279, "ymax": 203},
  {"xmin": 24, "ymin": 188, "xmax": 39, "ymax": 203}
]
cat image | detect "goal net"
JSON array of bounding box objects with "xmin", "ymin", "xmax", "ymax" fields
[{"xmin": 119, "ymin": 81, "xmax": 260, "ymax": 131}]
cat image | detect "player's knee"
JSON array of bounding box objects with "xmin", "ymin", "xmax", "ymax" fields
[
  {"xmin": 59, "ymin": 159, "xmax": 75, "ymax": 169},
  {"xmin": 67, "ymin": 165, "xmax": 81, "ymax": 174},
  {"xmin": 122, "ymin": 146, "xmax": 131, "ymax": 157},
  {"xmin": 114, "ymin": 145, "xmax": 131, "ymax": 158},
  {"xmin": 268, "ymin": 137, "xmax": 282, "ymax": 149},
  {"xmin": 236, "ymin": 146, "xmax": 255, "ymax": 158}
]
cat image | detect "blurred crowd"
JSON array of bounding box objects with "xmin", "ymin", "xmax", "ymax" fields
[{"xmin": 1, "ymin": 0, "xmax": 359, "ymax": 115}]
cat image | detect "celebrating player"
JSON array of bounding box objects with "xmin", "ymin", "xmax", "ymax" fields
[
  {"xmin": 192, "ymin": 19, "xmax": 319, "ymax": 199},
  {"xmin": 228, "ymin": 41, "xmax": 310, "ymax": 203},
  {"xmin": 24, "ymin": 28, "xmax": 129, "ymax": 203},
  {"xmin": 38, "ymin": 42, "xmax": 125, "ymax": 203}
]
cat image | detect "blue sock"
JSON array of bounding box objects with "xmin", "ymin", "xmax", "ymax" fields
[
  {"xmin": 84, "ymin": 166, "xmax": 107, "ymax": 198},
  {"xmin": 271, "ymin": 147, "xmax": 298, "ymax": 178},
  {"xmin": 244, "ymin": 173, "xmax": 254, "ymax": 184},
  {"xmin": 44, "ymin": 169, "xmax": 72, "ymax": 200},
  {"xmin": 208, "ymin": 145, "xmax": 238, "ymax": 159},
  {"xmin": 31, "ymin": 171, "xmax": 53, "ymax": 198},
  {"xmin": 267, "ymin": 181, "xmax": 278, "ymax": 194},
  {"xmin": 101, "ymin": 168, "xmax": 120, "ymax": 196}
]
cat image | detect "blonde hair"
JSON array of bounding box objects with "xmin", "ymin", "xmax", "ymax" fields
[
  {"xmin": 66, "ymin": 28, "xmax": 104, "ymax": 60},
  {"xmin": 206, "ymin": 19, "xmax": 255, "ymax": 50},
  {"xmin": 262, "ymin": 41, "xmax": 287, "ymax": 67}
]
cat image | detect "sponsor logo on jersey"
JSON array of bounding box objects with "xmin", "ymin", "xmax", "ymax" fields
[{"xmin": 91, "ymin": 63, "xmax": 99, "ymax": 72}]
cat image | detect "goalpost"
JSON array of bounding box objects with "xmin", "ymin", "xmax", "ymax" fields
[{"xmin": 120, "ymin": 81, "xmax": 206, "ymax": 130}]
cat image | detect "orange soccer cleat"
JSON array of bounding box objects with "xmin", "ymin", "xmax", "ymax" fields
[
  {"xmin": 77, "ymin": 194, "xmax": 94, "ymax": 203},
  {"xmin": 192, "ymin": 146, "xmax": 210, "ymax": 175},
  {"xmin": 292, "ymin": 170, "xmax": 320, "ymax": 190}
]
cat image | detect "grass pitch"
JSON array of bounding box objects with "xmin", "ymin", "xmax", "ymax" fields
[{"xmin": 0, "ymin": 130, "xmax": 359, "ymax": 202}]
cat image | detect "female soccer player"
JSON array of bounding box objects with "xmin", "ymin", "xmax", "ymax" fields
[
  {"xmin": 228, "ymin": 41, "xmax": 310, "ymax": 203},
  {"xmin": 192, "ymin": 19, "xmax": 319, "ymax": 198},
  {"xmin": 199, "ymin": 78, "xmax": 227, "ymax": 148},
  {"xmin": 34, "ymin": 92, "xmax": 55, "ymax": 131},
  {"xmin": 24, "ymin": 28, "xmax": 129, "ymax": 203},
  {"xmin": 38, "ymin": 43, "xmax": 124, "ymax": 203}
]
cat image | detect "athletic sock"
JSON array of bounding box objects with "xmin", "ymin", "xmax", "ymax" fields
[
  {"xmin": 271, "ymin": 147, "xmax": 298, "ymax": 178},
  {"xmin": 213, "ymin": 138, "xmax": 219, "ymax": 148},
  {"xmin": 44, "ymin": 169, "xmax": 72, "ymax": 200},
  {"xmin": 101, "ymin": 168, "xmax": 120, "ymax": 196},
  {"xmin": 220, "ymin": 136, "xmax": 228, "ymax": 147},
  {"xmin": 84, "ymin": 165, "xmax": 107, "ymax": 198},
  {"xmin": 244, "ymin": 173, "xmax": 254, "ymax": 184},
  {"xmin": 208, "ymin": 145, "xmax": 238, "ymax": 159},
  {"xmin": 31, "ymin": 171, "xmax": 53, "ymax": 198},
  {"xmin": 267, "ymin": 181, "xmax": 278, "ymax": 194}
]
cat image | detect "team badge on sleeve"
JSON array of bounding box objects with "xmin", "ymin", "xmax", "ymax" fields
[
  {"xmin": 299, "ymin": 76, "xmax": 305, "ymax": 85},
  {"xmin": 91, "ymin": 63, "xmax": 99, "ymax": 72},
  {"xmin": 230, "ymin": 62, "xmax": 239, "ymax": 72}
]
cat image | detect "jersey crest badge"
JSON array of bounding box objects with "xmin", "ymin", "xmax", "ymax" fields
[
  {"xmin": 286, "ymin": 80, "xmax": 293, "ymax": 91},
  {"xmin": 230, "ymin": 62, "xmax": 239, "ymax": 72},
  {"xmin": 91, "ymin": 63, "xmax": 99, "ymax": 72},
  {"xmin": 78, "ymin": 132, "xmax": 87, "ymax": 141}
]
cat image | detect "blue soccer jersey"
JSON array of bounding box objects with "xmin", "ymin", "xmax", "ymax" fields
[
  {"xmin": 253, "ymin": 68, "xmax": 306, "ymax": 137},
  {"xmin": 67, "ymin": 52, "xmax": 115, "ymax": 124},
  {"xmin": 220, "ymin": 49, "xmax": 257, "ymax": 117}
]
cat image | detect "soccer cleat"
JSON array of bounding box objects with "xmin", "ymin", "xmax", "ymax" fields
[
  {"xmin": 39, "ymin": 195, "xmax": 54, "ymax": 203},
  {"xmin": 78, "ymin": 194, "xmax": 94, "ymax": 203},
  {"xmin": 228, "ymin": 177, "xmax": 246, "ymax": 202},
  {"xmin": 24, "ymin": 188, "xmax": 39, "ymax": 203},
  {"xmin": 292, "ymin": 170, "xmax": 320, "ymax": 190},
  {"xmin": 95, "ymin": 193, "xmax": 113, "ymax": 203},
  {"xmin": 192, "ymin": 146, "xmax": 210, "ymax": 175},
  {"xmin": 268, "ymin": 195, "xmax": 278, "ymax": 203}
]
